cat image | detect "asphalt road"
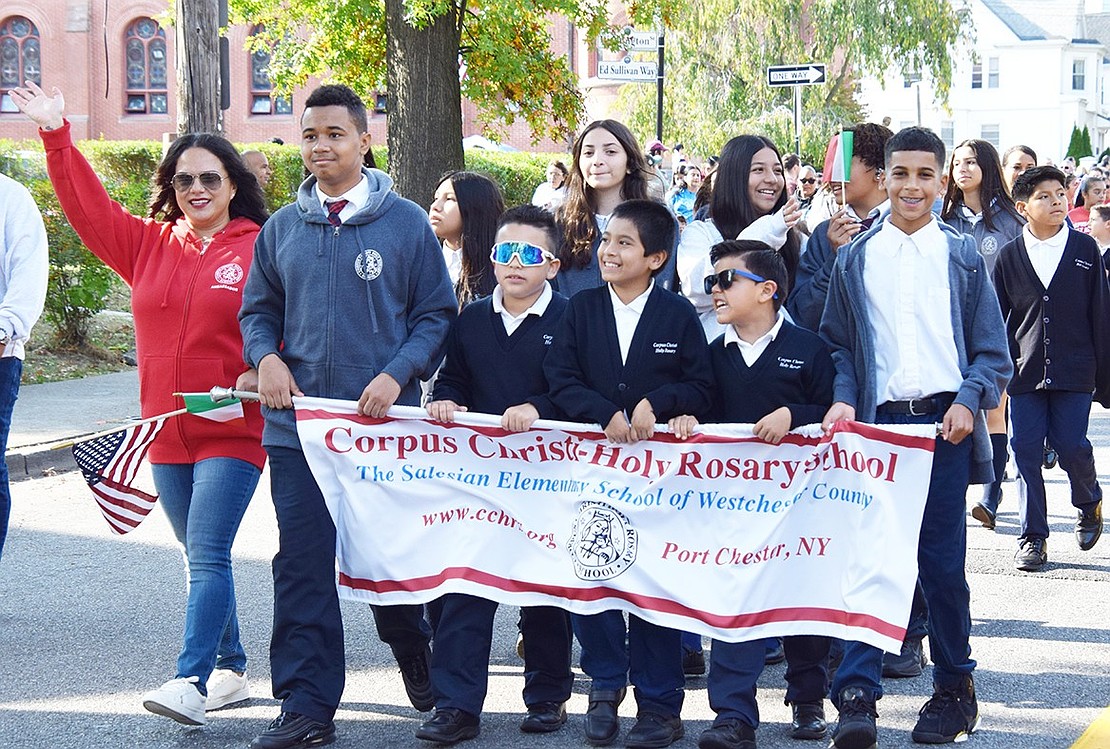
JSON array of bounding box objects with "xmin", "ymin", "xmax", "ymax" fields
[{"xmin": 2, "ymin": 412, "xmax": 1109, "ymax": 749}]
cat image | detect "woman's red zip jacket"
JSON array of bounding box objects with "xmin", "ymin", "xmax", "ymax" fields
[{"xmin": 41, "ymin": 121, "xmax": 265, "ymax": 468}]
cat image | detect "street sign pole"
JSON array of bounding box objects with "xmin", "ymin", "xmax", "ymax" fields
[
  {"xmin": 766, "ymin": 64, "xmax": 827, "ymax": 160},
  {"xmin": 656, "ymin": 32, "xmax": 665, "ymax": 144},
  {"xmin": 793, "ymin": 84, "xmax": 801, "ymax": 157}
]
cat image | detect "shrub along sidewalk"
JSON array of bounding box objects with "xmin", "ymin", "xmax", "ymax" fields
[{"xmin": 1, "ymin": 138, "xmax": 564, "ymax": 383}]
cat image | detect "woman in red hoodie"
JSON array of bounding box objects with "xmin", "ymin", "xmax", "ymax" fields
[{"xmin": 13, "ymin": 83, "xmax": 267, "ymax": 727}]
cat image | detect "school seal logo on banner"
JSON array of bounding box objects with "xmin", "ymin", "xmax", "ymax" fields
[
  {"xmin": 981, "ymin": 236, "xmax": 998, "ymax": 256},
  {"xmin": 355, "ymin": 249, "xmax": 383, "ymax": 280},
  {"xmin": 567, "ymin": 501, "xmax": 638, "ymax": 580},
  {"xmin": 214, "ymin": 262, "xmax": 244, "ymax": 285}
]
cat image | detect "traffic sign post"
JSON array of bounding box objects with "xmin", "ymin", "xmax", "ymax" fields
[
  {"xmin": 766, "ymin": 64, "xmax": 827, "ymax": 86},
  {"xmin": 766, "ymin": 63, "xmax": 827, "ymax": 159},
  {"xmin": 598, "ymin": 28, "xmax": 667, "ymax": 144}
]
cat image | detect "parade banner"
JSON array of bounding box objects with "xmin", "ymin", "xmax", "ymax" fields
[{"xmin": 295, "ymin": 397, "xmax": 938, "ymax": 653}]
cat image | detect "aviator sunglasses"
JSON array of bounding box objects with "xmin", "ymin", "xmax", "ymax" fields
[
  {"xmin": 171, "ymin": 171, "xmax": 226, "ymax": 192},
  {"xmin": 489, "ymin": 241, "xmax": 556, "ymax": 266},
  {"xmin": 703, "ymin": 268, "xmax": 778, "ymax": 299}
]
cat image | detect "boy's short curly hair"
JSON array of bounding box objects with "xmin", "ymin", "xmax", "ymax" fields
[{"xmin": 848, "ymin": 123, "xmax": 895, "ymax": 172}]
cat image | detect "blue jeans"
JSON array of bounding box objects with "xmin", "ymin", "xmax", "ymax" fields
[
  {"xmin": 0, "ymin": 358, "xmax": 20, "ymax": 562},
  {"xmin": 831, "ymin": 413, "xmax": 975, "ymax": 702},
  {"xmin": 152, "ymin": 458, "xmax": 260, "ymax": 693}
]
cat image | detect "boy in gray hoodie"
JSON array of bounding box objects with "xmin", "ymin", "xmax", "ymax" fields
[{"xmin": 240, "ymin": 84, "xmax": 457, "ymax": 749}]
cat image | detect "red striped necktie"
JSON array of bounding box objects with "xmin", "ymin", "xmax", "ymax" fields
[{"xmin": 325, "ymin": 199, "xmax": 349, "ymax": 227}]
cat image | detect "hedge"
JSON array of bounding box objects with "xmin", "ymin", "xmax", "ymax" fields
[{"xmin": 0, "ymin": 137, "xmax": 567, "ymax": 347}]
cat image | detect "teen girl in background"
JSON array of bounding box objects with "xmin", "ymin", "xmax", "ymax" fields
[
  {"xmin": 677, "ymin": 135, "xmax": 802, "ymax": 339},
  {"xmin": 556, "ymin": 119, "xmax": 678, "ymax": 297},
  {"xmin": 942, "ymin": 139, "xmax": 1026, "ymax": 529},
  {"xmin": 430, "ymin": 171, "xmax": 504, "ymax": 307}
]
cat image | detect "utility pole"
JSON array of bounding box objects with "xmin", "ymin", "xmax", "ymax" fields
[{"xmin": 175, "ymin": 0, "xmax": 222, "ymax": 134}]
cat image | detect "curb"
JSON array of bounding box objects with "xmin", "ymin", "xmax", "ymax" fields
[{"xmin": 6, "ymin": 447, "xmax": 77, "ymax": 482}]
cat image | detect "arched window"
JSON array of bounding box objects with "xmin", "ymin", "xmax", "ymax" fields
[
  {"xmin": 124, "ymin": 17, "xmax": 168, "ymax": 114},
  {"xmin": 249, "ymin": 26, "xmax": 291, "ymax": 115},
  {"xmin": 0, "ymin": 16, "xmax": 41, "ymax": 113}
]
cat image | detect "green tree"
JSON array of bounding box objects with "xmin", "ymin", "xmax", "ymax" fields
[
  {"xmin": 1067, "ymin": 125, "xmax": 1084, "ymax": 160},
  {"xmin": 1081, "ymin": 125, "xmax": 1093, "ymax": 158},
  {"xmin": 614, "ymin": 0, "xmax": 970, "ymax": 161},
  {"xmin": 233, "ymin": 0, "xmax": 663, "ymax": 206}
]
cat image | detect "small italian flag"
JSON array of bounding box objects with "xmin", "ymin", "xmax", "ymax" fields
[
  {"xmin": 178, "ymin": 393, "xmax": 245, "ymax": 422},
  {"xmin": 822, "ymin": 130, "xmax": 854, "ymax": 184}
]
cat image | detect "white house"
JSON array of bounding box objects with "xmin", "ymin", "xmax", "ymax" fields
[{"xmin": 857, "ymin": 0, "xmax": 1110, "ymax": 161}]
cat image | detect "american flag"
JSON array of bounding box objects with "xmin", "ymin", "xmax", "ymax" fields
[{"xmin": 71, "ymin": 418, "xmax": 167, "ymax": 535}]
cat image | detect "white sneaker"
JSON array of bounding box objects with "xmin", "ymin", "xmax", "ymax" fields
[
  {"xmin": 142, "ymin": 676, "xmax": 206, "ymax": 725},
  {"xmin": 205, "ymin": 669, "xmax": 249, "ymax": 711}
]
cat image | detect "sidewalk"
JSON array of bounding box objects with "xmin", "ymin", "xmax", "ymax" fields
[{"xmin": 6, "ymin": 369, "xmax": 140, "ymax": 480}]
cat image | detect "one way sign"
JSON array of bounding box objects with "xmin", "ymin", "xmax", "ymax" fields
[{"xmin": 767, "ymin": 64, "xmax": 827, "ymax": 86}]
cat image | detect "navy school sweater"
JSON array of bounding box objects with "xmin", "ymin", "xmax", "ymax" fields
[
  {"xmin": 705, "ymin": 320, "xmax": 834, "ymax": 428},
  {"xmin": 431, "ymin": 291, "xmax": 568, "ymax": 417},
  {"xmin": 992, "ymin": 229, "xmax": 1110, "ymax": 405},
  {"xmin": 544, "ymin": 284, "xmax": 713, "ymax": 425}
]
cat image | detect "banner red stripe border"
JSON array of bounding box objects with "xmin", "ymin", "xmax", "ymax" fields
[
  {"xmin": 295, "ymin": 409, "xmax": 936, "ymax": 452},
  {"xmin": 338, "ymin": 567, "xmax": 905, "ymax": 641}
]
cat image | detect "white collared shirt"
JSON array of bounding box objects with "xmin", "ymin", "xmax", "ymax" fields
[
  {"xmin": 442, "ymin": 246, "xmax": 462, "ymax": 285},
  {"xmin": 958, "ymin": 203, "xmax": 983, "ymax": 227},
  {"xmin": 492, "ymin": 281, "xmax": 553, "ymax": 336},
  {"xmin": 1023, "ymin": 224, "xmax": 1068, "ymax": 289},
  {"xmin": 724, "ymin": 310, "xmax": 786, "ymax": 366},
  {"xmin": 863, "ymin": 218, "xmax": 963, "ymax": 403},
  {"xmin": 608, "ymin": 281, "xmax": 654, "ymax": 364},
  {"xmin": 315, "ymin": 175, "xmax": 369, "ymax": 224}
]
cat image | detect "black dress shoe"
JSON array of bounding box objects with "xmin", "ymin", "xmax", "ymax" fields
[
  {"xmin": 697, "ymin": 718, "xmax": 755, "ymax": 749},
  {"xmin": 415, "ymin": 708, "xmax": 480, "ymax": 744},
  {"xmin": 397, "ymin": 645, "xmax": 435, "ymax": 712},
  {"xmin": 1077, "ymin": 500, "xmax": 1103, "ymax": 551},
  {"xmin": 791, "ymin": 701, "xmax": 828, "ymax": 740},
  {"xmin": 249, "ymin": 712, "xmax": 336, "ymax": 749},
  {"xmin": 625, "ymin": 712, "xmax": 684, "ymax": 748},
  {"xmin": 970, "ymin": 501, "xmax": 996, "ymax": 530},
  {"xmin": 1015, "ymin": 537, "xmax": 1048, "ymax": 572},
  {"xmin": 520, "ymin": 701, "xmax": 567, "ymax": 733},
  {"xmin": 584, "ymin": 687, "xmax": 625, "ymax": 746}
]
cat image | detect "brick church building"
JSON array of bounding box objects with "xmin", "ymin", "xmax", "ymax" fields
[{"xmin": 0, "ymin": 1, "xmax": 593, "ymax": 150}]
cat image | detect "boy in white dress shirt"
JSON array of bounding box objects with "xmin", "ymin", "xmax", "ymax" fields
[{"xmin": 819, "ymin": 127, "xmax": 1011, "ymax": 748}]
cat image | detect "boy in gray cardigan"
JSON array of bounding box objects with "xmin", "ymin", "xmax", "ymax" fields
[{"xmin": 819, "ymin": 127, "xmax": 1011, "ymax": 749}]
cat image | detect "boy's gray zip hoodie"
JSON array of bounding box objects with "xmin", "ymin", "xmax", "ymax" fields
[{"xmin": 240, "ymin": 167, "xmax": 458, "ymax": 449}]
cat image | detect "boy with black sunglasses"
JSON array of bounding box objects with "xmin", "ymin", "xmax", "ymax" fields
[
  {"xmin": 417, "ymin": 204, "xmax": 573, "ymax": 744},
  {"xmin": 545, "ymin": 198, "xmax": 712, "ymax": 748},
  {"xmin": 669, "ymin": 239, "xmax": 835, "ymax": 749}
]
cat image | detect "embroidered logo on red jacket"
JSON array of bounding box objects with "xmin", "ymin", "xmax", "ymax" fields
[{"xmin": 212, "ymin": 262, "xmax": 244, "ymax": 290}]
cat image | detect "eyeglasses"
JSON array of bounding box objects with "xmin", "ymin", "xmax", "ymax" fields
[
  {"xmin": 800, "ymin": 178, "xmax": 817, "ymax": 184},
  {"xmin": 703, "ymin": 268, "xmax": 778, "ymax": 299},
  {"xmin": 490, "ymin": 241, "xmax": 555, "ymax": 266},
  {"xmin": 171, "ymin": 171, "xmax": 226, "ymax": 192}
]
